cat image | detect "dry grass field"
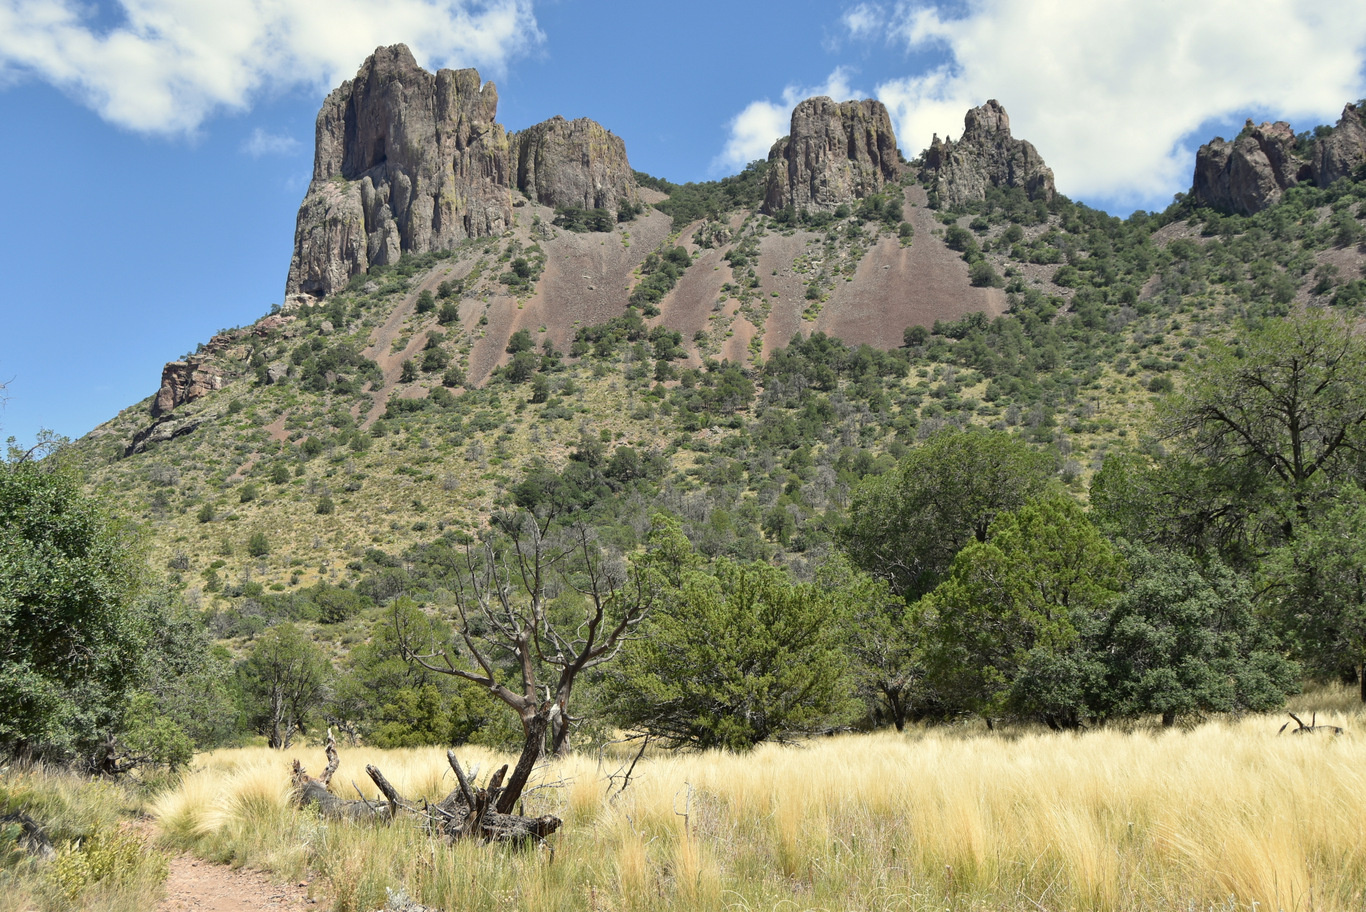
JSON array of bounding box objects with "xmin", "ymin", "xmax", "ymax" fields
[{"xmin": 150, "ymin": 687, "xmax": 1366, "ymax": 912}]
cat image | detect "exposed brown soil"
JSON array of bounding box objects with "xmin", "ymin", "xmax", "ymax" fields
[{"xmin": 157, "ymin": 853, "xmax": 319, "ymax": 912}]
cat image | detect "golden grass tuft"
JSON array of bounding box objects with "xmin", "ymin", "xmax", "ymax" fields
[{"xmin": 154, "ymin": 694, "xmax": 1366, "ymax": 911}]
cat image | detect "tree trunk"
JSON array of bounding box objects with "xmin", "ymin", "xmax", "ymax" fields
[
  {"xmin": 1162, "ymin": 710, "xmax": 1177, "ymax": 727},
  {"xmin": 883, "ymin": 687, "xmax": 907, "ymax": 733},
  {"xmin": 497, "ymin": 710, "xmax": 548, "ymax": 814},
  {"xmin": 1360, "ymin": 662, "xmax": 1365, "ymax": 704}
]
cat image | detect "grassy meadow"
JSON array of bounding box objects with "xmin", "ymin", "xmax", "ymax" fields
[{"xmin": 150, "ymin": 687, "xmax": 1365, "ymax": 912}]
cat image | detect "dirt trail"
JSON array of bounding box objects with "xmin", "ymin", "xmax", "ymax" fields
[{"xmin": 157, "ymin": 853, "xmax": 319, "ymax": 911}]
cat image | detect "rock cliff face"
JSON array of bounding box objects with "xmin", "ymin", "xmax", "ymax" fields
[
  {"xmin": 920, "ymin": 100, "xmax": 1055, "ymax": 208},
  {"xmin": 287, "ymin": 45, "xmax": 514, "ymax": 298},
  {"xmin": 1191, "ymin": 120, "xmax": 1307, "ymax": 215},
  {"xmin": 151, "ymin": 359, "xmax": 222, "ymax": 417},
  {"xmin": 1189, "ymin": 103, "xmax": 1366, "ymax": 214},
  {"xmin": 514, "ymin": 116, "xmax": 638, "ymax": 212},
  {"xmin": 762, "ymin": 97, "xmax": 904, "ymax": 214},
  {"xmin": 1314, "ymin": 103, "xmax": 1366, "ymax": 187},
  {"xmin": 286, "ymin": 45, "xmax": 638, "ymax": 298}
]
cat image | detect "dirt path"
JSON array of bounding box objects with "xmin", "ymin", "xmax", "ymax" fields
[{"xmin": 157, "ymin": 853, "xmax": 320, "ymax": 912}]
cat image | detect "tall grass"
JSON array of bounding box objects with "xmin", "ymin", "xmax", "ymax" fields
[
  {"xmin": 152, "ymin": 692, "xmax": 1366, "ymax": 912},
  {"xmin": 0, "ymin": 764, "xmax": 168, "ymax": 912}
]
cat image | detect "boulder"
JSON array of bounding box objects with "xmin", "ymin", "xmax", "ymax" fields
[
  {"xmin": 921, "ymin": 100, "xmax": 1055, "ymax": 208},
  {"xmin": 762, "ymin": 97, "xmax": 904, "ymax": 214}
]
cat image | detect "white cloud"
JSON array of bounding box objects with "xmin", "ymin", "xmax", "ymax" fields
[
  {"xmin": 842, "ymin": 3, "xmax": 886, "ymax": 40},
  {"xmin": 857, "ymin": 0, "xmax": 1366, "ymax": 207},
  {"xmin": 714, "ymin": 67, "xmax": 863, "ymax": 173},
  {"xmin": 242, "ymin": 128, "xmax": 302, "ymax": 158},
  {"xmin": 0, "ymin": 0, "xmax": 542, "ymax": 135}
]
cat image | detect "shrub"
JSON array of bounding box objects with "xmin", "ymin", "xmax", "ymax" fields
[{"xmin": 247, "ymin": 532, "xmax": 270, "ymax": 557}]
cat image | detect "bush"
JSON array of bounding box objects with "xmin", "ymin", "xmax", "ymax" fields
[{"xmin": 247, "ymin": 532, "xmax": 270, "ymax": 557}]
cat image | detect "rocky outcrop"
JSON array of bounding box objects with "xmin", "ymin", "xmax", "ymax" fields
[
  {"xmin": 1313, "ymin": 103, "xmax": 1366, "ymax": 187},
  {"xmin": 762, "ymin": 97, "xmax": 904, "ymax": 214},
  {"xmin": 151, "ymin": 360, "xmax": 222, "ymax": 417},
  {"xmin": 1191, "ymin": 120, "xmax": 1307, "ymax": 215},
  {"xmin": 287, "ymin": 45, "xmax": 514, "ymax": 298},
  {"xmin": 513, "ymin": 116, "xmax": 638, "ymax": 213},
  {"xmin": 286, "ymin": 45, "xmax": 640, "ymax": 298},
  {"xmin": 921, "ymin": 100, "xmax": 1055, "ymax": 208},
  {"xmin": 1189, "ymin": 103, "xmax": 1366, "ymax": 214}
]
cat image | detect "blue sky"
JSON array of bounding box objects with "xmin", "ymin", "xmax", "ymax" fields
[{"xmin": 2, "ymin": 0, "xmax": 1365, "ymax": 450}]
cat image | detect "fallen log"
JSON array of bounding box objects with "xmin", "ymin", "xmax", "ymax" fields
[
  {"xmin": 1279, "ymin": 712, "xmax": 1345, "ymax": 735},
  {"xmin": 288, "ymin": 735, "xmax": 561, "ymax": 845},
  {"xmin": 292, "ymin": 730, "xmax": 391, "ymax": 821}
]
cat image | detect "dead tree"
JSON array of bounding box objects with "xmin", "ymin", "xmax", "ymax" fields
[
  {"xmin": 398, "ymin": 511, "xmax": 670, "ymax": 814},
  {"xmin": 292, "ymin": 729, "xmax": 392, "ymax": 821},
  {"xmin": 1279, "ymin": 711, "xmax": 1345, "ymax": 735},
  {"xmin": 289, "ymin": 735, "xmax": 560, "ymax": 845}
]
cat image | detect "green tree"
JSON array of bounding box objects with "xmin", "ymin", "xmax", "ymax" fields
[
  {"xmin": 841, "ymin": 427, "xmax": 1054, "ymax": 599},
  {"xmin": 0, "ymin": 459, "xmax": 149, "ymax": 759},
  {"xmin": 917, "ymin": 494, "xmax": 1123, "ymax": 728},
  {"xmin": 236, "ymin": 623, "xmax": 331, "ymax": 749},
  {"xmin": 1262, "ymin": 485, "xmax": 1366, "ymax": 699},
  {"xmin": 1161, "ymin": 307, "xmax": 1366, "ymax": 537},
  {"xmin": 819, "ymin": 557, "xmax": 926, "ymax": 731},
  {"xmin": 1097, "ymin": 547, "xmax": 1297, "ymax": 725},
  {"xmin": 604, "ymin": 558, "xmax": 857, "ymax": 750},
  {"xmin": 247, "ymin": 532, "xmax": 270, "ymax": 557}
]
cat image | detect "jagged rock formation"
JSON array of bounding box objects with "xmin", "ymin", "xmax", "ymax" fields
[
  {"xmin": 287, "ymin": 45, "xmax": 639, "ymax": 299},
  {"xmin": 921, "ymin": 100, "xmax": 1055, "ymax": 208},
  {"xmin": 1191, "ymin": 120, "xmax": 1307, "ymax": 215},
  {"xmin": 514, "ymin": 116, "xmax": 638, "ymax": 212},
  {"xmin": 762, "ymin": 97, "xmax": 904, "ymax": 214},
  {"xmin": 287, "ymin": 45, "xmax": 514, "ymax": 298},
  {"xmin": 1190, "ymin": 103, "xmax": 1366, "ymax": 214},
  {"xmin": 151, "ymin": 359, "xmax": 222, "ymax": 417},
  {"xmin": 1314, "ymin": 103, "xmax": 1366, "ymax": 187}
]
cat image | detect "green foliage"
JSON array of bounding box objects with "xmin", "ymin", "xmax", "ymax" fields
[
  {"xmin": 629, "ymin": 245, "xmax": 691, "ymax": 309},
  {"xmin": 1262, "ymin": 485, "xmax": 1366, "ymax": 689},
  {"xmin": 842, "ymin": 427, "xmax": 1055, "ymax": 599},
  {"xmin": 236, "ymin": 622, "xmax": 331, "ymax": 748},
  {"xmin": 1161, "ymin": 307, "xmax": 1366, "ymax": 533},
  {"xmin": 604, "ymin": 558, "xmax": 857, "ymax": 750},
  {"xmin": 642, "ymin": 160, "xmax": 769, "ymax": 228},
  {"xmin": 0, "ymin": 460, "xmax": 148, "ymax": 760},
  {"xmin": 400, "ymin": 359, "xmax": 418, "ymax": 383},
  {"xmin": 1097, "ymin": 547, "xmax": 1297, "ymax": 724},
  {"xmin": 247, "ymin": 531, "xmax": 270, "ymax": 557},
  {"xmin": 415, "ymin": 289, "xmax": 435, "ymax": 314},
  {"xmin": 917, "ymin": 494, "xmax": 1124, "ymax": 726},
  {"xmin": 552, "ymin": 206, "xmax": 616, "ymax": 233}
]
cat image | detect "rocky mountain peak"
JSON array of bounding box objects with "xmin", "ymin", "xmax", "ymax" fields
[
  {"xmin": 920, "ymin": 100, "xmax": 1055, "ymax": 208},
  {"xmin": 513, "ymin": 115, "xmax": 638, "ymax": 213},
  {"xmin": 286, "ymin": 45, "xmax": 638, "ymax": 299},
  {"xmin": 1190, "ymin": 119, "xmax": 1306, "ymax": 215},
  {"xmin": 1189, "ymin": 102, "xmax": 1366, "ymax": 214},
  {"xmin": 762, "ymin": 97, "xmax": 904, "ymax": 214}
]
